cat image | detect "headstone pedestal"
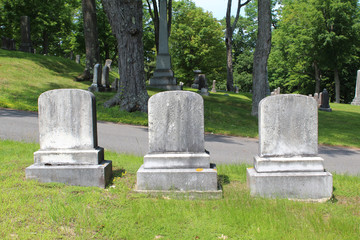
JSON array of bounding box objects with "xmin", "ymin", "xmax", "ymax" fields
[{"xmin": 351, "ymin": 70, "xmax": 360, "ymax": 106}]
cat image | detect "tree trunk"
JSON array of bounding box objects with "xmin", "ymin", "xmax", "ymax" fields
[
  {"xmin": 251, "ymin": 0, "xmax": 272, "ymax": 117},
  {"xmin": 314, "ymin": 61, "xmax": 321, "ymax": 93},
  {"xmin": 42, "ymin": 30, "xmax": 49, "ymax": 55},
  {"xmin": 334, "ymin": 68, "xmax": 340, "ymax": 103},
  {"xmin": 225, "ymin": 35, "xmax": 234, "ymax": 92},
  {"xmin": 102, "ymin": 0, "xmax": 149, "ymax": 112},
  {"xmin": 82, "ymin": 0, "xmax": 100, "ymax": 77}
]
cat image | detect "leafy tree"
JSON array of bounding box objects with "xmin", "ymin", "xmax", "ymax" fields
[
  {"xmin": 169, "ymin": 0, "xmax": 227, "ymax": 86},
  {"xmin": 102, "ymin": 0, "xmax": 149, "ymax": 112},
  {"xmin": 0, "ymin": 0, "xmax": 79, "ymax": 56}
]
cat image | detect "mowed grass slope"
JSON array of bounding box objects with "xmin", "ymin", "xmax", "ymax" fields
[
  {"xmin": 1, "ymin": 49, "xmax": 360, "ymax": 147},
  {"xmin": 1, "ymin": 140, "xmax": 359, "ymax": 239}
]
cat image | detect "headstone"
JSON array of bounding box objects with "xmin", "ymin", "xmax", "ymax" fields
[
  {"xmin": 200, "ymin": 88, "xmax": 209, "ymax": 96},
  {"xmin": 88, "ymin": 63, "xmax": 103, "ymax": 92},
  {"xmin": 136, "ymin": 91, "xmax": 221, "ymax": 198},
  {"xmin": 101, "ymin": 65, "xmax": 111, "ymax": 90},
  {"xmin": 76, "ymin": 55, "xmax": 80, "ymax": 64},
  {"xmin": 26, "ymin": 89, "xmax": 112, "ymax": 188},
  {"xmin": 351, "ymin": 70, "xmax": 360, "ymax": 105},
  {"xmin": 277, "ymin": 87, "xmax": 281, "ymax": 94},
  {"xmin": 179, "ymin": 81, "xmax": 184, "ymax": 90},
  {"xmin": 19, "ymin": 16, "xmax": 32, "ymax": 53},
  {"xmin": 309, "ymin": 94, "xmax": 312, "ymax": 97},
  {"xmin": 247, "ymin": 94, "xmax": 333, "ymax": 201},
  {"xmin": 191, "ymin": 70, "xmax": 201, "ymax": 89},
  {"xmin": 198, "ymin": 74, "xmax": 207, "ymax": 90},
  {"xmin": 319, "ymin": 92, "xmax": 323, "ymax": 107},
  {"xmin": 319, "ymin": 88, "xmax": 332, "ymax": 112},
  {"xmin": 1, "ymin": 37, "xmax": 16, "ymax": 50},
  {"xmin": 211, "ymin": 80, "xmax": 216, "ymax": 93},
  {"xmin": 148, "ymin": 0, "xmax": 180, "ymax": 90},
  {"xmin": 105, "ymin": 59, "xmax": 112, "ymax": 71},
  {"xmin": 235, "ymin": 86, "xmax": 239, "ymax": 94}
]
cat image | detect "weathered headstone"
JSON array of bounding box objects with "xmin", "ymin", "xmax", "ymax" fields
[
  {"xmin": 136, "ymin": 91, "xmax": 221, "ymax": 198},
  {"xmin": 319, "ymin": 88, "xmax": 332, "ymax": 112},
  {"xmin": 351, "ymin": 70, "xmax": 360, "ymax": 106},
  {"xmin": 148, "ymin": 0, "xmax": 180, "ymax": 90},
  {"xmin": 247, "ymin": 94, "xmax": 333, "ymax": 201},
  {"xmin": 88, "ymin": 63, "xmax": 103, "ymax": 92},
  {"xmin": 105, "ymin": 59, "xmax": 112, "ymax": 70},
  {"xmin": 19, "ymin": 16, "xmax": 32, "ymax": 53},
  {"xmin": 198, "ymin": 74, "xmax": 207, "ymax": 90},
  {"xmin": 235, "ymin": 86, "xmax": 239, "ymax": 94},
  {"xmin": 75, "ymin": 55, "xmax": 80, "ymax": 64},
  {"xmin": 101, "ymin": 65, "xmax": 111, "ymax": 91},
  {"xmin": 191, "ymin": 70, "xmax": 201, "ymax": 89},
  {"xmin": 211, "ymin": 80, "xmax": 216, "ymax": 93},
  {"xmin": 26, "ymin": 89, "xmax": 112, "ymax": 188},
  {"xmin": 1, "ymin": 37, "xmax": 16, "ymax": 50}
]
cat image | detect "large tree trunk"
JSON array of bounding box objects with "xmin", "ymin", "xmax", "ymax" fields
[
  {"xmin": 334, "ymin": 68, "xmax": 340, "ymax": 103},
  {"xmin": 251, "ymin": 0, "xmax": 272, "ymax": 117},
  {"xmin": 102, "ymin": 0, "xmax": 149, "ymax": 112},
  {"xmin": 314, "ymin": 61, "xmax": 321, "ymax": 93},
  {"xmin": 81, "ymin": 0, "xmax": 100, "ymax": 80},
  {"xmin": 225, "ymin": 35, "xmax": 234, "ymax": 92}
]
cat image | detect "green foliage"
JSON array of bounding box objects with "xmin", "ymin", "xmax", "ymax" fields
[
  {"xmin": 1, "ymin": 139, "xmax": 360, "ymax": 239},
  {"xmin": 169, "ymin": 0, "xmax": 227, "ymax": 86},
  {"xmin": 268, "ymin": 0, "xmax": 360, "ymax": 102},
  {"xmin": 0, "ymin": 0, "xmax": 80, "ymax": 56}
]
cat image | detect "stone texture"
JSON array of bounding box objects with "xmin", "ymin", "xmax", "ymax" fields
[
  {"xmin": 259, "ymin": 94, "xmax": 318, "ymax": 157},
  {"xmin": 26, "ymin": 160, "xmax": 112, "ymax": 188},
  {"xmin": 351, "ymin": 70, "xmax": 360, "ymax": 106},
  {"xmin": 26, "ymin": 89, "xmax": 112, "ymax": 187},
  {"xmin": 144, "ymin": 153, "xmax": 210, "ymax": 169},
  {"xmin": 101, "ymin": 65, "xmax": 110, "ymax": 89},
  {"xmin": 148, "ymin": 91, "xmax": 205, "ymax": 154},
  {"xmin": 247, "ymin": 168, "xmax": 333, "ymax": 201},
  {"xmin": 211, "ymin": 80, "xmax": 216, "ymax": 93},
  {"xmin": 88, "ymin": 63, "xmax": 102, "ymax": 92},
  {"xmin": 254, "ymin": 155, "xmax": 324, "ymax": 172}
]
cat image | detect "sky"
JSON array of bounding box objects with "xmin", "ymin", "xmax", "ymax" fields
[{"xmin": 192, "ymin": 0, "xmax": 246, "ymax": 20}]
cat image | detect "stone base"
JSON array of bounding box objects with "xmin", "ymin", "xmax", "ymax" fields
[
  {"xmin": 351, "ymin": 98, "xmax": 360, "ymax": 106},
  {"xmin": 25, "ymin": 160, "xmax": 112, "ymax": 188},
  {"xmin": 88, "ymin": 84, "xmax": 104, "ymax": 92},
  {"xmin": 254, "ymin": 155, "xmax": 324, "ymax": 172},
  {"xmin": 149, "ymin": 76, "xmax": 181, "ymax": 90},
  {"xmin": 143, "ymin": 152, "xmax": 210, "ymax": 169},
  {"xmin": 319, "ymin": 107, "xmax": 332, "ymax": 112},
  {"xmin": 34, "ymin": 147, "xmax": 104, "ymax": 165},
  {"xmin": 191, "ymin": 84, "xmax": 199, "ymax": 89},
  {"xmin": 247, "ymin": 168, "xmax": 333, "ymax": 201},
  {"xmin": 136, "ymin": 164, "xmax": 219, "ymax": 192}
]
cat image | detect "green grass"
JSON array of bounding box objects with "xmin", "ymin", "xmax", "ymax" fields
[
  {"xmin": 1, "ymin": 49, "xmax": 360, "ymax": 148},
  {"xmin": 0, "ymin": 139, "xmax": 359, "ymax": 239}
]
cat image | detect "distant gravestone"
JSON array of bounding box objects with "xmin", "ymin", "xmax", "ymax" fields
[
  {"xmin": 136, "ymin": 91, "xmax": 221, "ymax": 198},
  {"xmin": 247, "ymin": 94, "xmax": 332, "ymax": 200},
  {"xmin": 198, "ymin": 74, "xmax": 207, "ymax": 90},
  {"xmin": 75, "ymin": 55, "xmax": 80, "ymax": 64},
  {"xmin": 101, "ymin": 65, "xmax": 111, "ymax": 91},
  {"xmin": 26, "ymin": 89, "xmax": 112, "ymax": 188},
  {"xmin": 319, "ymin": 88, "xmax": 332, "ymax": 112},
  {"xmin": 351, "ymin": 70, "xmax": 360, "ymax": 106},
  {"xmin": 19, "ymin": 16, "xmax": 32, "ymax": 53},
  {"xmin": 211, "ymin": 80, "xmax": 216, "ymax": 93},
  {"xmin": 1, "ymin": 37, "xmax": 16, "ymax": 50},
  {"xmin": 105, "ymin": 59, "xmax": 112, "ymax": 71},
  {"xmin": 235, "ymin": 86, "xmax": 239, "ymax": 94},
  {"xmin": 88, "ymin": 63, "xmax": 102, "ymax": 92},
  {"xmin": 191, "ymin": 70, "xmax": 201, "ymax": 89}
]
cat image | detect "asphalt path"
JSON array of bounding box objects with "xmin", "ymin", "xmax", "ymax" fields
[{"xmin": 1, "ymin": 108, "xmax": 360, "ymax": 175}]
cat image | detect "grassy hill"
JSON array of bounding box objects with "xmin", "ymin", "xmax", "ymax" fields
[{"xmin": 1, "ymin": 49, "xmax": 360, "ymax": 148}]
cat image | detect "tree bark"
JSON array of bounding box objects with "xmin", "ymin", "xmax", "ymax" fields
[
  {"xmin": 81, "ymin": 0, "xmax": 100, "ymax": 80},
  {"xmin": 102, "ymin": 0, "xmax": 149, "ymax": 112},
  {"xmin": 251, "ymin": 0, "xmax": 272, "ymax": 117},
  {"xmin": 225, "ymin": 0, "xmax": 251, "ymax": 92},
  {"xmin": 334, "ymin": 68, "xmax": 340, "ymax": 103},
  {"xmin": 314, "ymin": 61, "xmax": 321, "ymax": 93}
]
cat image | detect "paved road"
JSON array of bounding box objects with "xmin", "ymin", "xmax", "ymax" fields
[{"xmin": 1, "ymin": 108, "xmax": 360, "ymax": 175}]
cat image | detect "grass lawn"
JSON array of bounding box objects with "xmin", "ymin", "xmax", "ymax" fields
[
  {"xmin": 1, "ymin": 49, "xmax": 360, "ymax": 148},
  {"xmin": 0, "ymin": 139, "xmax": 359, "ymax": 239}
]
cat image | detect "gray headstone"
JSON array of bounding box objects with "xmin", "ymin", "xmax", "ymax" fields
[
  {"xmin": 259, "ymin": 94, "xmax": 318, "ymax": 157},
  {"xmin": 105, "ymin": 59, "xmax": 112, "ymax": 70},
  {"xmin": 351, "ymin": 70, "xmax": 360, "ymax": 105},
  {"xmin": 19, "ymin": 16, "xmax": 32, "ymax": 53},
  {"xmin": 319, "ymin": 89, "xmax": 332, "ymax": 112},
  {"xmin": 88, "ymin": 64, "xmax": 102, "ymax": 92},
  {"xmin": 26, "ymin": 89, "xmax": 112, "ymax": 188},
  {"xmin": 235, "ymin": 86, "xmax": 239, "ymax": 94},
  {"xmin": 148, "ymin": 91, "xmax": 205, "ymax": 153},
  {"xmin": 198, "ymin": 74, "xmax": 207, "ymax": 90},
  {"xmin": 101, "ymin": 65, "xmax": 110, "ymax": 88}
]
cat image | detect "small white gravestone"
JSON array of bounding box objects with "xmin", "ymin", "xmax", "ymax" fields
[
  {"xmin": 351, "ymin": 70, "xmax": 360, "ymax": 105},
  {"xmin": 136, "ymin": 91, "xmax": 221, "ymax": 198},
  {"xmin": 247, "ymin": 94, "xmax": 332, "ymax": 201},
  {"xmin": 26, "ymin": 89, "xmax": 112, "ymax": 188},
  {"xmin": 211, "ymin": 80, "xmax": 216, "ymax": 93}
]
